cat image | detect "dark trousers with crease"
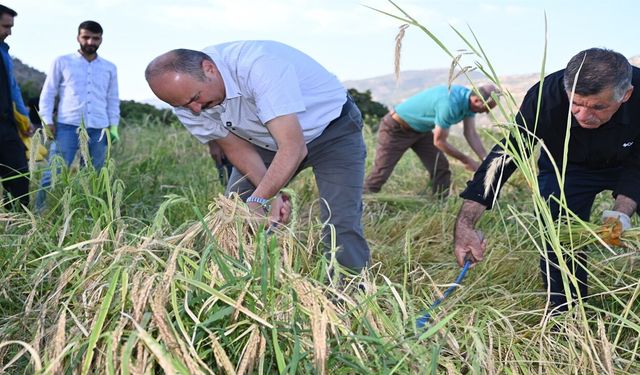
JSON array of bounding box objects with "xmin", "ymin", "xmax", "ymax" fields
[
  {"xmin": 0, "ymin": 135, "xmax": 29, "ymax": 209},
  {"xmin": 537, "ymin": 153, "xmax": 631, "ymax": 311}
]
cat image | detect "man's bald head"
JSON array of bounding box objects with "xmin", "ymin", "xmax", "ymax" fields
[{"xmin": 145, "ymin": 49, "xmax": 212, "ymax": 83}]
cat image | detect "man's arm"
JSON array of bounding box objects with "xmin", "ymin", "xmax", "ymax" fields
[
  {"xmin": 214, "ymin": 114, "xmax": 307, "ymax": 198},
  {"xmin": 215, "ymin": 114, "xmax": 306, "ymax": 224},
  {"xmin": 39, "ymin": 58, "xmax": 61, "ymax": 136},
  {"xmin": 433, "ymin": 126, "xmax": 479, "ymax": 171},
  {"xmin": 612, "ymin": 194, "xmax": 637, "ymax": 217},
  {"xmin": 207, "ymin": 140, "xmax": 224, "ymax": 165},
  {"xmin": 253, "ymin": 113, "xmax": 308, "ymax": 198},
  {"xmin": 215, "ymin": 134, "xmax": 267, "ymax": 188},
  {"xmin": 107, "ymin": 65, "xmax": 120, "ymax": 127},
  {"xmin": 462, "ymin": 117, "xmax": 487, "ymax": 160},
  {"xmin": 454, "ymin": 199, "xmax": 488, "ymax": 266}
]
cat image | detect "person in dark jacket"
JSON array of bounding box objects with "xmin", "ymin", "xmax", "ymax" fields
[{"xmin": 454, "ymin": 48, "xmax": 639, "ymax": 313}]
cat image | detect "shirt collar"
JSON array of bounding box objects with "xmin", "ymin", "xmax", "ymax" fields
[{"xmin": 205, "ymin": 49, "xmax": 241, "ymax": 101}]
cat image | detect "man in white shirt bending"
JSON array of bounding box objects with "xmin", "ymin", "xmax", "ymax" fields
[
  {"xmin": 36, "ymin": 20, "xmax": 120, "ymax": 210},
  {"xmin": 145, "ymin": 41, "xmax": 370, "ymax": 273}
]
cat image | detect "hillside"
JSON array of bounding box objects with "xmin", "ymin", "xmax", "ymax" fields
[
  {"xmin": 12, "ymin": 57, "xmax": 46, "ymax": 87},
  {"xmin": 345, "ymin": 54, "xmax": 640, "ymax": 108}
]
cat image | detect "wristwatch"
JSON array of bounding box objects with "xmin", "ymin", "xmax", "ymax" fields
[{"xmin": 246, "ymin": 196, "xmax": 270, "ymax": 212}]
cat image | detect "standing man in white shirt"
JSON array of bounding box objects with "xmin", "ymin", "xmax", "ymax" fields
[
  {"xmin": 145, "ymin": 41, "xmax": 370, "ymax": 273},
  {"xmin": 36, "ymin": 20, "xmax": 120, "ymax": 210}
]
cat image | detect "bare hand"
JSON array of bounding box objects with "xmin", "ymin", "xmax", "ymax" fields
[
  {"xmin": 246, "ymin": 194, "xmax": 292, "ymax": 229},
  {"xmin": 454, "ymin": 224, "xmax": 487, "ymax": 267},
  {"xmin": 47, "ymin": 124, "xmax": 56, "ymax": 139},
  {"xmin": 270, "ymin": 193, "xmax": 292, "ymax": 225},
  {"xmin": 208, "ymin": 140, "xmax": 224, "ymax": 165}
]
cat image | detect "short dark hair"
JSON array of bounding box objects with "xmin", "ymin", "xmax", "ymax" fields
[
  {"xmin": 78, "ymin": 20, "xmax": 103, "ymax": 35},
  {"xmin": 145, "ymin": 49, "xmax": 213, "ymax": 82},
  {"xmin": 0, "ymin": 4, "xmax": 17, "ymax": 17},
  {"xmin": 563, "ymin": 48, "xmax": 632, "ymax": 101}
]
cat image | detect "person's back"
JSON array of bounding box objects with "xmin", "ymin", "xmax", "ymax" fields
[{"xmin": 395, "ymin": 85, "xmax": 475, "ymax": 132}]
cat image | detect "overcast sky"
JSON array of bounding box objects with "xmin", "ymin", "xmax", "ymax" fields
[{"xmin": 3, "ymin": 0, "xmax": 637, "ymax": 101}]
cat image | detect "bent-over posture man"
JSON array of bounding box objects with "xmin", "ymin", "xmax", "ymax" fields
[
  {"xmin": 145, "ymin": 41, "xmax": 370, "ymax": 272},
  {"xmin": 455, "ymin": 48, "xmax": 639, "ymax": 312},
  {"xmin": 364, "ymin": 84, "xmax": 499, "ymax": 196}
]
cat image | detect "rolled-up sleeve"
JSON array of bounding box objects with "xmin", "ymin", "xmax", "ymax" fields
[{"xmin": 174, "ymin": 107, "xmax": 229, "ymax": 144}]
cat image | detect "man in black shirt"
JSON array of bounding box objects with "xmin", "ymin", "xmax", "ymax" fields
[
  {"xmin": 0, "ymin": 4, "xmax": 29, "ymax": 210},
  {"xmin": 454, "ymin": 48, "xmax": 639, "ymax": 312}
]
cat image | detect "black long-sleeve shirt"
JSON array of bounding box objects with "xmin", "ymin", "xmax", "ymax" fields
[{"xmin": 461, "ymin": 67, "xmax": 640, "ymax": 208}]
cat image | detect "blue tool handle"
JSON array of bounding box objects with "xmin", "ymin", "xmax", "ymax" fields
[{"xmin": 416, "ymin": 259, "xmax": 472, "ymax": 328}]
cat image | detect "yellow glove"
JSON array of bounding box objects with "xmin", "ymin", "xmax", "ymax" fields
[
  {"xmin": 599, "ymin": 210, "xmax": 631, "ymax": 247},
  {"xmin": 14, "ymin": 105, "xmax": 48, "ymax": 161}
]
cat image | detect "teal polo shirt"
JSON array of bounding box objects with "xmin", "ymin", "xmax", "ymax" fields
[{"xmin": 394, "ymin": 85, "xmax": 475, "ymax": 133}]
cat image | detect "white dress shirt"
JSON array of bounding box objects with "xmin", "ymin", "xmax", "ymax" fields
[
  {"xmin": 39, "ymin": 51, "xmax": 120, "ymax": 128},
  {"xmin": 175, "ymin": 40, "xmax": 346, "ymax": 150}
]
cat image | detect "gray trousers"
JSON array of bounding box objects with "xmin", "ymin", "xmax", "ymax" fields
[{"xmin": 226, "ymin": 98, "xmax": 371, "ymax": 271}]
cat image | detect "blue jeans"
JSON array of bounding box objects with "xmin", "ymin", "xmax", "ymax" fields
[
  {"xmin": 36, "ymin": 123, "xmax": 108, "ymax": 209},
  {"xmin": 537, "ymin": 153, "xmax": 628, "ymax": 311},
  {"xmin": 226, "ymin": 97, "xmax": 371, "ymax": 271}
]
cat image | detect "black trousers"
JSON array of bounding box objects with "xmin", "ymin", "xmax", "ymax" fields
[
  {"xmin": 537, "ymin": 153, "xmax": 631, "ymax": 312},
  {"xmin": 0, "ymin": 137, "xmax": 29, "ymax": 209}
]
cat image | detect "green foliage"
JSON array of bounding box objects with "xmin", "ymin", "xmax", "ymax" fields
[
  {"xmin": 119, "ymin": 100, "xmax": 176, "ymax": 127},
  {"xmin": 348, "ymin": 88, "xmax": 388, "ymax": 130},
  {"xmin": 18, "ymin": 80, "xmax": 42, "ymax": 104}
]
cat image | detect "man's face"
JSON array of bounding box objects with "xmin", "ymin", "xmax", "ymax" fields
[
  {"xmin": 470, "ymin": 96, "xmax": 497, "ymax": 113},
  {"xmin": 0, "ymin": 13, "xmax": 14, "ymax": 42},
  {"xmin": 77, "ymin": 29, "xmax": 102, "ymax": 55},
  {"xmin": 568, "ymin": 86, "xmax": 633, "ymax": 129},
  {"xmin": 148, "ymin": 61, "xmax": 225, "ymax": 114}
]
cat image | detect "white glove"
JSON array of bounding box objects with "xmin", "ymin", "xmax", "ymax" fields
[{"xmin": 602, "ymin": 210, "xmax": 631, "ymax": 230}]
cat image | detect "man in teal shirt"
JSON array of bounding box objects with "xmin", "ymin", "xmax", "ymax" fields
[{"xmin": 364, "ymin": 84, "xmax": 498, "ymax": 196}]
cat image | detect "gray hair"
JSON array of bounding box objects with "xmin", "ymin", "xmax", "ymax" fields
[
  {"xmin": 472, "ymin": 84, "xmax": 500, "ymax": 103},
  {"xmin": 145, "ymin": 49, "xmax": 213, "ymax": 82},
  {"xmin": 563, "ymin": 48, "xmax": 632, "ymax": 101}
]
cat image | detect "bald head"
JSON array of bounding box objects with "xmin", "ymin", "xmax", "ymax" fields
[
  {"xmin": 145, "ymin": 49, "xmax": 226, "ymax": 112},
  {"xmin": 145, "ymin": 49, "xmax": 212, "ymax": 83}
]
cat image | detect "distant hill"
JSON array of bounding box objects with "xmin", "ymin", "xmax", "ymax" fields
[
  {"xmin": 12, "ymin": 57, "xmax": 46, "ymax": 101},
  {"xmin": 344, "ymin": 55, "xmax": 640, "ymax": 108},
  {"xmin": 13, "ymin": 57, "xmax": 46, "ymax": 87},
  {"xmin": 343, "ymin": 55, "xmax": 640, "ymax": 132},
  {"xmin": 343, "ymin": 68, "xmax": 484, "ymax": 107}
]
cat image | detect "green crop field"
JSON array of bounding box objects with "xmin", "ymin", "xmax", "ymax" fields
[{"xmin": 0, "ymin": 115, "xmax": 638, "ymax": 374}]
